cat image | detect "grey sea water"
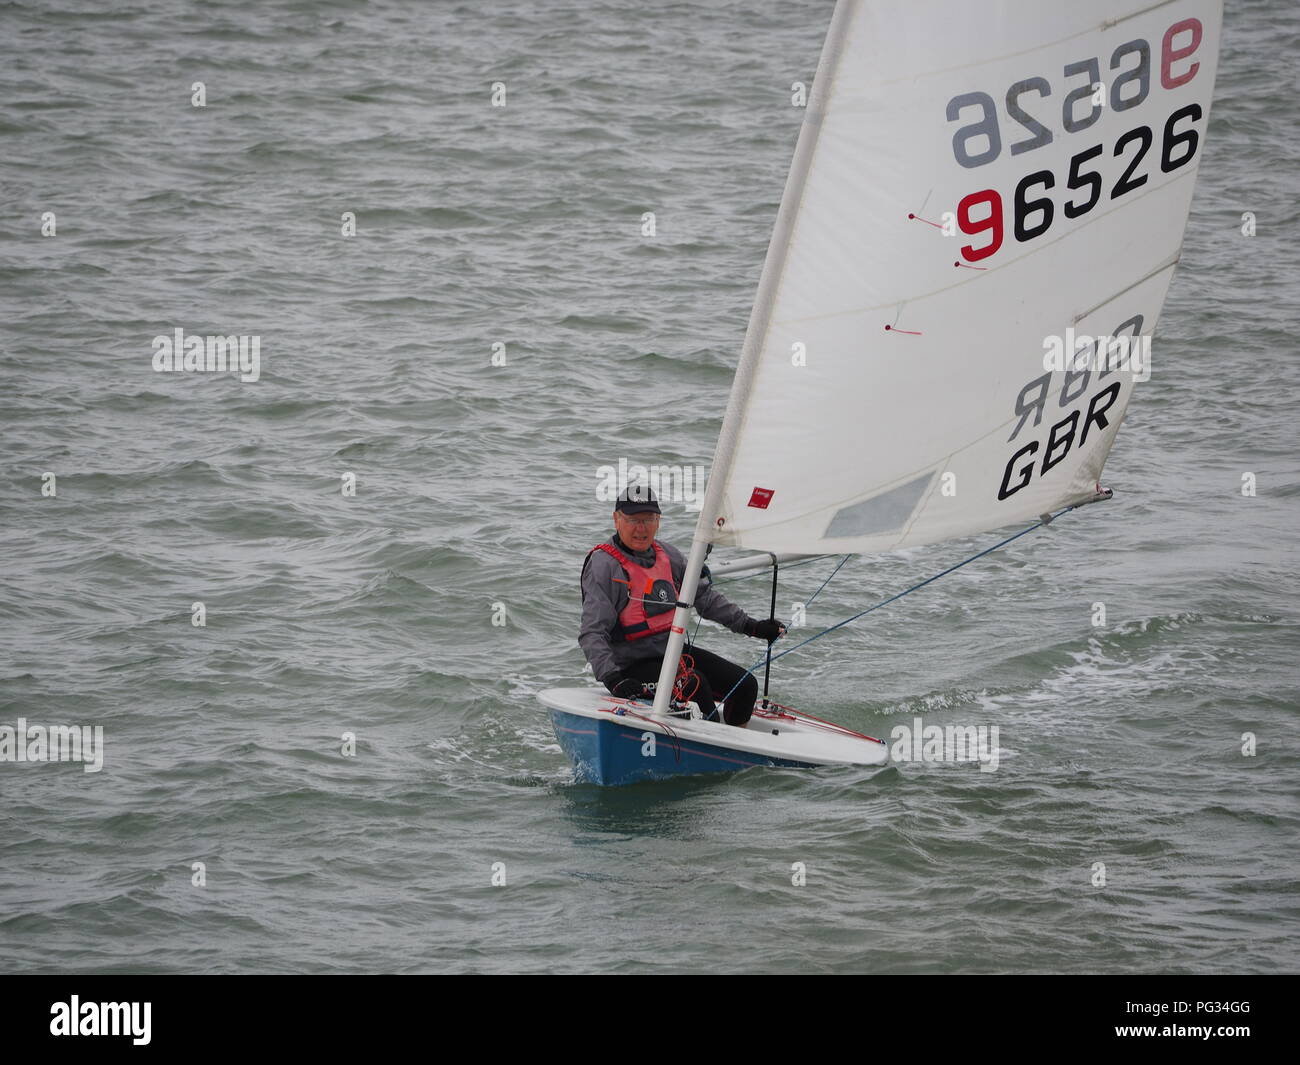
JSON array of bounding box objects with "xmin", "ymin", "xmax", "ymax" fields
[{"xmin": 1, "ymin": 0, "xmax": 1297, "ymax": 975}]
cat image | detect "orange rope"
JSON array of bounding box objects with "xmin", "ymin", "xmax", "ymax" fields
[{"xmin": 752, "ymin": 700, "xmax": 883, "ymax": 744}]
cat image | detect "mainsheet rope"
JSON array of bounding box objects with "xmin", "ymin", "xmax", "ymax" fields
[{"xmin": 712, "ymin": 505, "xmax": 1078, "ymax": 706}]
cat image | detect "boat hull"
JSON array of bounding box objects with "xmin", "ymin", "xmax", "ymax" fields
[
  {"xmin": 550, "ymin": 709, "xmax": 819, "ymax": 786},
  {"xmin": 538, "ymin": 687, "xmax": 888, "ymax": 786}
]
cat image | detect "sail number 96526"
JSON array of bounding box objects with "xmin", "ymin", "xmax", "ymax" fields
[{"xmin": 954, "ymin": 103, "xmax": 1202, "ymax": 261}]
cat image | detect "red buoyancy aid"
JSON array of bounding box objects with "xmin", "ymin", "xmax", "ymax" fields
[{"xmin": 589, "ymin": 540, "xmax": 680, "ymax": 641}]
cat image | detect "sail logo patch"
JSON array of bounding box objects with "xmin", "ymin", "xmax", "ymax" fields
[{"xmin": 747, "ymin": 487, "xmax": 774, "ymax": 509}]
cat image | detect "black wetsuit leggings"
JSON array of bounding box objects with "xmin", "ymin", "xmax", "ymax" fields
[{"xmin": 623, "ymin": 645, "xmax": 759, "ymax": 726}]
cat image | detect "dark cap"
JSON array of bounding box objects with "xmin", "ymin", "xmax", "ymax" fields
[{"xmin": 615, "ymin": 485, "xmax": 661, "ymax": 515}]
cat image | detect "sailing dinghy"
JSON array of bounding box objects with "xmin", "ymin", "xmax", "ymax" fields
[{"xmin": 538, "ymin": 0, "xmax": 1222, "ymax": 785}]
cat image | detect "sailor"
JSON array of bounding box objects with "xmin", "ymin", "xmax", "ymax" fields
[{"xmin": 579, "ymin": 486, "xmax": 786, "ymax": 726}]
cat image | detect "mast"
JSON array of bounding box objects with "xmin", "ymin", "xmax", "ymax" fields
[{"xmin": 649, "ymin": 0, "xmax": 859, "ymax": 716}]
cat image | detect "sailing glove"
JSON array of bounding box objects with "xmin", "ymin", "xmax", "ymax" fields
[
  {"xmin": 745, "ymin": 618, "xmax": 788, "ymax": 642},
  {"xmin": 607, "ymin": 673, "xmax": 654, "ymax": 700}
]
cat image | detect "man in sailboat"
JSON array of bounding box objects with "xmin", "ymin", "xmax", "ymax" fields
[{"xmin": 579, "ymin": 486, "xmax": 786, "ymax": 726}]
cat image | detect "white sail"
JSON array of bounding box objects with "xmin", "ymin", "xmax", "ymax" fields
[{"xmin": 706, "ymin": 0, "xmax": 1223, "ymax": 555}]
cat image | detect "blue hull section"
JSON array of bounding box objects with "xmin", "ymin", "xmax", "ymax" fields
[{"xmin": 549, "ymin": 709, "xmax": 818, "ymax": 786}]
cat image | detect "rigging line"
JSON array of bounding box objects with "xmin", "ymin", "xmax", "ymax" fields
[
  {"xmin": 804, "ymin": 554, "xmax": 850, "ymax": 607},
  {"xmin": 761, "ymin": 554, "xmax": 779, "ymax": 708},
  {"xmin": 689, "ymin": 553, "xmax": 847, "ymax": 645},
  {"xmin": 716, "ymin": 505, "xmax": 1077, "ymax": 705}
]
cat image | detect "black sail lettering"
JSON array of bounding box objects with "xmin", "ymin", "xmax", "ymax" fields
[
  {"xmin": 1079, "ymin": 382, "xmax": 1122, "ymax": 446},
  {"xmin": 1041, "ymin": 410, "xmax": 1080, "ymax": 474},
  {"xmin": 998, "ymin": 441, "xmax": 1039, "ymax": 499}
]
